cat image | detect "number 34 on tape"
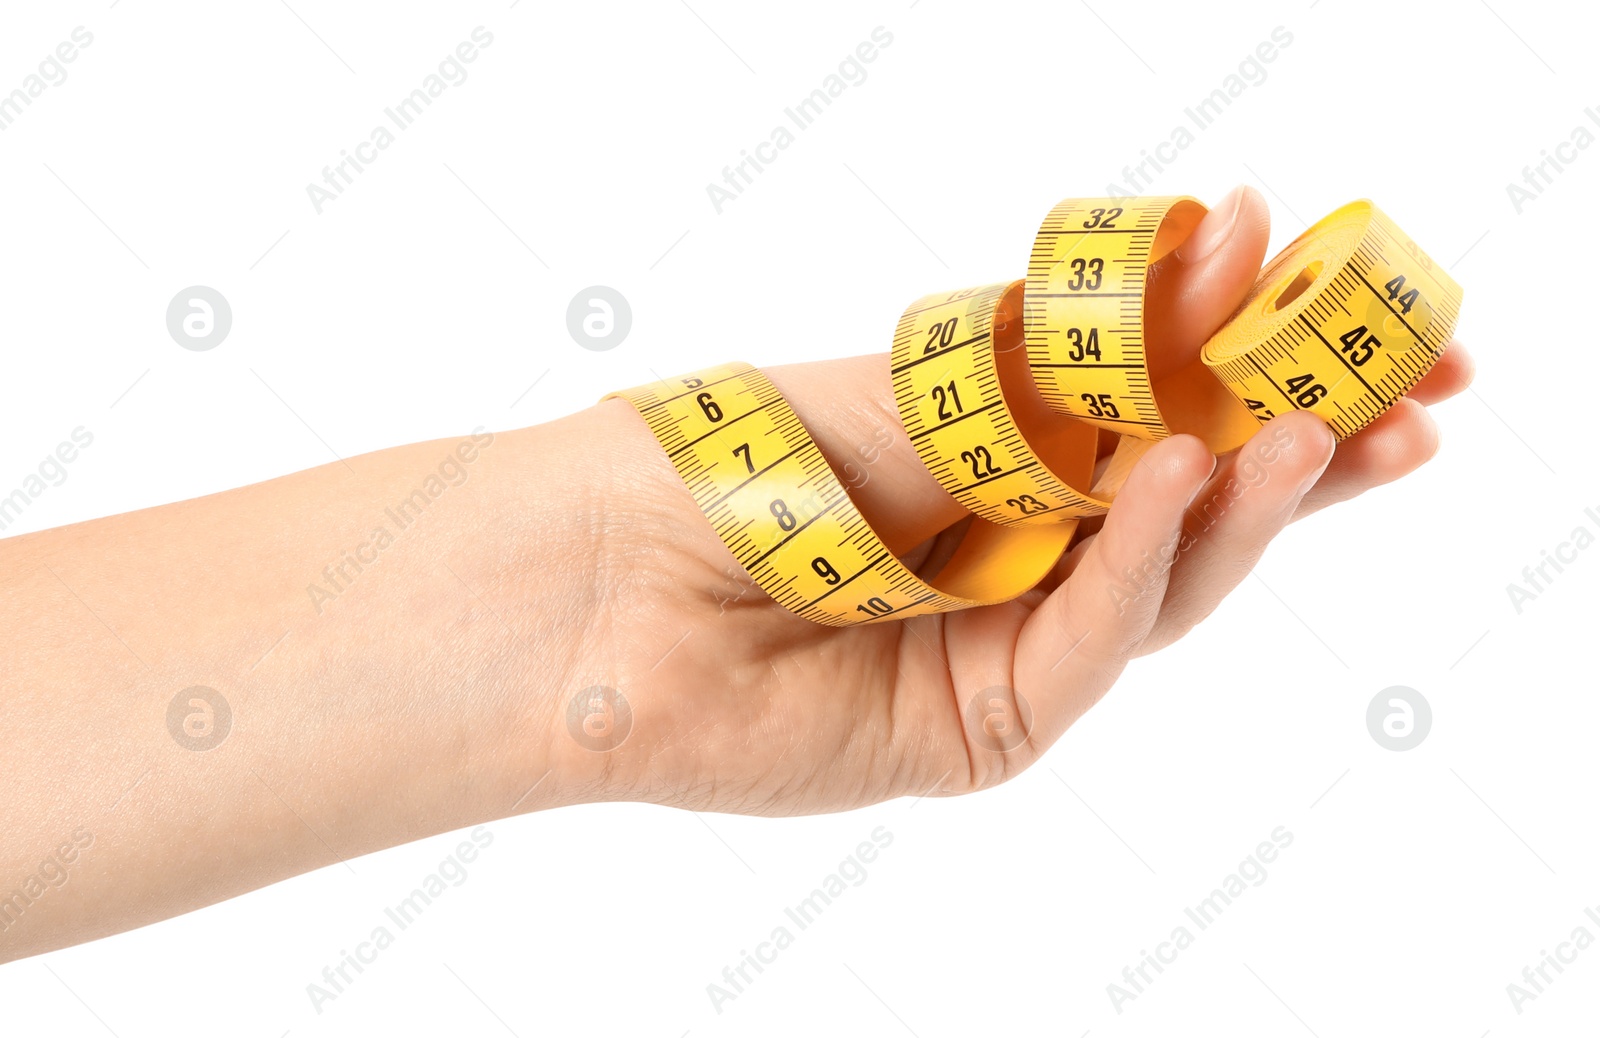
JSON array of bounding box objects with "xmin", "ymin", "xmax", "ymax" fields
[{"xmin": 611, "ymin": 197, "xmax": 1462, "ymax": 627}]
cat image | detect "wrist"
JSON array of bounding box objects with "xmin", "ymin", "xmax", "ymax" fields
[{"xmin": 450, "ymin": 401, "xmax": 683, "ymax": 818}]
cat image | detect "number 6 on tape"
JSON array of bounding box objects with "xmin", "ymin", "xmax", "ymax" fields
[
  {"xmin": 608, "ymin": 363, "xmax": 1074, "ymax": 626},
  {"xmin": 609, "ymin": 195, "xmax": 1461, "ymax": 627}
]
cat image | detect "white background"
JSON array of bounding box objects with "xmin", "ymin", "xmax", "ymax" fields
[{"xmin": 1, "ymin": 0, "xmax": 1594, "ymax": 1033}]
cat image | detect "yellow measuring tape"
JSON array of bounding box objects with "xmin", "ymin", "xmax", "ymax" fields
[{"xmin": 611, "ymin": 197, "xmax": 1462, "ymax": 626}]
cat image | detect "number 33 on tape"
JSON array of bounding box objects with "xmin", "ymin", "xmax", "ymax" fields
[{"xmin": 610, "ymin": 197, "xmax": 1461, "ymax": 627}]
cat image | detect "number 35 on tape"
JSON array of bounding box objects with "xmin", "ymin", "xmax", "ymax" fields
[{"xmin": 611, "ymin": 197, "xmax": 1461, "ymax": 626}]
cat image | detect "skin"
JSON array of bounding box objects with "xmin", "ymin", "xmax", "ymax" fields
[{"xmin": 0, "ymin": 186, "xmax": 1474, "ymax": 963}]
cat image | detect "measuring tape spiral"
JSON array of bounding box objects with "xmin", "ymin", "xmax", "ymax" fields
[{"xmin": 611, "ymin": 197, "xmax": 1462, "ymax": 626}]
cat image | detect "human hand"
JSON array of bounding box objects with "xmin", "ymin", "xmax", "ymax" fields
[
  {"xmin": 0, "ymin": 187, "xmax": 1473, "ymax": 964},
  {"xmin": 543, "ymin": 186, "xmax": 1475, "ymax": 816}
]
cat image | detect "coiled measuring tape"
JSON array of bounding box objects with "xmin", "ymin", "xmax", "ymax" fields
[{"xmin": 611, "ymin": 197, "xmax": 1462, "ymax": 626}]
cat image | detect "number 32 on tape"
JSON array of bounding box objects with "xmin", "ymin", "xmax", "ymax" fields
[{"xmin": 611, "ymin": 197, "xmax": 1462, "ymax": 626}]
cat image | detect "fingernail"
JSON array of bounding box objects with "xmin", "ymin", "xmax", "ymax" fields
[{"xmin": 1177, "ymin": 186, "xmax": 1244, "ymax": 264}]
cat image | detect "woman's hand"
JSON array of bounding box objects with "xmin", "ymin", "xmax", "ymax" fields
[
  {"xmin": 544, "ymin": 185, "xmax": 1474, "ymax": 815},
  {"xmin": 0, "ymin": 186, "xmax": 1472, "ymax": 964}
]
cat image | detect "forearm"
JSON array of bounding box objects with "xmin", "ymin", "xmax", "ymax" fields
[
  {"xmin": 0, "ymin": 345, "xmax": 999, "ymax": 963},
  {"xmin": 0, "ymin": 412, "xmax": 616, "ymax": 962}
]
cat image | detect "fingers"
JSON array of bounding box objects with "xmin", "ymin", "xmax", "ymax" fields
[
  {"xmin": 1139, "ymin": 338, "xmax": 1467, "ymax": 650},
  {"xmin": 1138, "ymin": 410, "xmax": 1335, "ymax": 654},
  {"xmin": 1146, "ymin": 185, "xmax": 1273, "ymax": 381},
  {"xmin": 1005, "ymin": 435, "xmax": 1216, "ymax": 746},
  {"xmin": 1049, "ymin": 339, "xmax": 1462, "ymax": 642},
  {"xmin": 1067, "ymin": 336, "xmax": 1470, "ymax": 545},
  {"xmin": 1292, "ymin": 397, "xmax": 1439, "ymax": 521},
  {"xmin": 762, "ymin": 189, "xmax": 1440, "ymax": 568},
  {"xmin": 1285, "ymin": 339, "xmax": 1470, "ymax": 520},
  {"xmin": 765, "ymin": 188, "xmax": 1272, "ymax": 559},
  {"xmin": 1404, "ymin": 339, "xmax": 1474, "ymax": 406}
]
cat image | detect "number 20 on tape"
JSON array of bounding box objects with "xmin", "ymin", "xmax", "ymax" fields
[{"xmin": 611, "ymin": 196, "xmax": 1461, "ymax": 626}]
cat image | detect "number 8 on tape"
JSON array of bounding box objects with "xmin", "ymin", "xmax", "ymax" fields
[
  {"xmin": 608, "ymin": 364, "xmax": 1073, "ymax": 626},
  {"xmin": 610, "ymin": 196, "xmax": 1462, "ymax": 627}
]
